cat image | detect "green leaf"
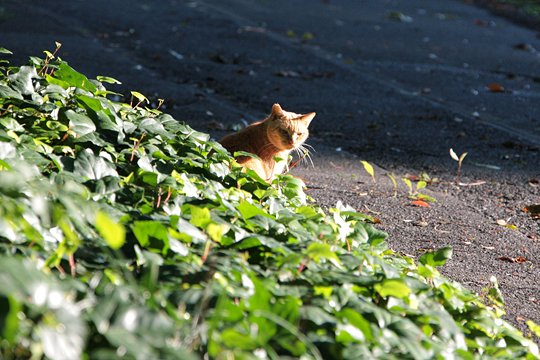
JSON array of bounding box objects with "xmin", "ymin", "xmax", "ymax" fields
[
  {"xmin": 65, "ymin": 109, "xmax": 97, "ymax": 137},
  {"xmin": 220, "ymin": 329, "xmax": 259, "ymax": 350},
  {"xmin": 54, "ymin": 62, "xmax": 97, "ymax": 92},
  {"xmin": 337, "ymin": 308, "xmax": 373, "ymax": 341},
  {"xmin": 0, "ymin": 47, "xmax": 13, "ymax": 54},
  {"xmin": 73, "ymin": 149, "xmax": 118, "ymax": 180},
  {"xmin": 76, "ymin": 94, "xmax": 105, "ymax": 113},
  {"xmin": 526, "ymin": 320, "xmax": 540, "ymax": 338},
  {"xmin": 131, "ymin": 91, "xmax": 148, "ymax": 104},
  {"xmin": 95, "ymin": 211, "xmax": 126, "ymax": 250},
  {"xmin": 419, "ymin": 246, "xmax": 453, "ymax": 267},
  {"xmin": 188, "ymin": 205, "xmax": 211, "ymax": 228},
  {"xmin": 0, "ymin": 296, "xmax": 21, "ymax": 344},
  {"xmin": 233, "ymin": 150, "xmax": 260, "ymax": 160},
  {"xmin": 374, "ymin": 279, "xmax": 412, "ymax": 298},
  {"xmin": 8, "ymin": 65, "xmax": 38, "ymax": 95},
  {"xmin": 401, "ymin": 177, "xmax": 413, "ymax": 193},
  {"xmin": 0, "ymin": 84, "xmax": 23, "ymax": 100},
  {"xmin": 305, "ymin": 243, "xmax": 341, "ymax": 267},
  {"xmin": 237, "ymin": 200, "xmax": 273, "ymax": 220},
  {"xmin": 132, "ymin": 221, "xmax": 169, "ymax": 254},
  {"xmin": 206, "ymin": 222, "xmax": 230, "ymax": 242}
]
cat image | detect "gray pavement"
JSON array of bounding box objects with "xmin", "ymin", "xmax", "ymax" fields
[{"xmin": 1, "ymin": 0, "xmax": 539, "ymax": 337}]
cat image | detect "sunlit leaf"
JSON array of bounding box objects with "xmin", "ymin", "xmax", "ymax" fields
[
  {"xmin": 374, "ymin": 279, "xmax": 411, "ymax": 298},
  {"xmin": 54, "ymin": 62, "xmax": 97, "ymax": 93},
  {"xmin": 361, "ymin": 160, "xmax": 375, "ymax": 181},
  {"xmin": 449, "ymin": 148, "xmax": 459, "ymax": 161},
  {"xmin": 526, "ymin": 320, "xmax": 540, "ymax": 338},
  {"xmin": 95, "ymin": 211, "xmax": 126, "ymax": 250},
  {"xmin": 131, "ymin": 91, "xmax": 148, "ymax": 104}
]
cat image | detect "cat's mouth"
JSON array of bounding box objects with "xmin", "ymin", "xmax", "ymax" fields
[{"xmin": 281, "ymin": 141, "xmax": 297, "ymax": 150}]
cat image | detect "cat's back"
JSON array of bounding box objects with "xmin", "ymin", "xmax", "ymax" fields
[{"xmin": 219, "ymin": 120, "xmax": 263, "ymax": 153}]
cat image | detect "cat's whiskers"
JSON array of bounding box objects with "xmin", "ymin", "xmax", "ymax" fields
[
  {"xmin": 299, "ymin": 145, "xmax": 315, "ymax": 168},
  {"xmin": 302, "ymin": 143, "xmax": 316, "ymax": 153},
  {"xmin": 289, "ymin": 144, "xmax": 314, "ymax": 169}
]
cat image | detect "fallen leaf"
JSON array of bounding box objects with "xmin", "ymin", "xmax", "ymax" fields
[
  {"xmin": 487, "ymin": 83, "xmax": 505, "ymax": 92},
  {"xmin": 496, "ymin": 219, "xmax": 507, "ymax": 226},
  {"xmin": 275, "ymin": 70, "xmax": 300, "ymax": 78},
  {"xmin": 413, "ymin": 220, "xmax": 428, "ymax": 227},
  {"xmin": 404, "ymin": 174, "xmax": 420, "ymax": 182},
  {"xmin": 411, "ymin": 200, "xmax": 429, "ymax": 208},
  {"xmin": 205, "ymin": 120, "xmax": 225, "ymax": 130},
  {"xmin": 457, "ymin": 180, "xmax": 487, "ymax": 186},
  {"xmin": 513, "ymin": 43, "xmax": 536, "ymax": 52},
  {"xmin": 528, "ymin": 179, "xmax": 539, "ymax": 187},
  {"xmin": 498, "ymin": 256, "xmax": 528, "ymax": 263},
  {"xmin": 389, "ymin": 11, "xmax": 414, "ymax": 23},
  {"xmin": 524, "ymin": 204, "xmax": 540, "ymax": 220}
]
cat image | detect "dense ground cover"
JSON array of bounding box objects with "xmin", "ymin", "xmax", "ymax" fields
[{"xmin": 0, "ymin": 47, "xmax": 539, "ymax": 359}]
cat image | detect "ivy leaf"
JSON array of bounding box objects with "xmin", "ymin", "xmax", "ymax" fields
[
  {"xmin": 132, "ymin": 221, "xmax": 169, "ymax": 254},
  {"xmin": 65, "ymin": 110, "xmax": 97, "ymax": 137},
  {"xmin": 526, "ymin": 320, "xmax": 540, "ymax": 338},
  {"xmin": 73, "ymin": 149, "xmax": 118, "ymax": 180},
  {"xmin": 139, "ymin": 118, "xmax": 171, "ymax": 138},
  {"xmin": 419, "ymin": 246, "xmax": 453, "ymax": 267},
  {"xmin": 374, "ymin": 279, "xmax": 412, "ymax": 299},
  {"xmin": 8, "ymin": 65, "xmax": 38, "ymax": 95},
  {"xmin": 188, "ymin": 205, "xmax": 211, "ymax": 228},
  {"xmin": 0, "ymin": 84, "xmax": 23, "ymax": 100},
  {"xmin": 238, "ymin": 200, "xmax": 273, "ymax": 220},
  {"xmin": 95, "ymin": 211, "xmax": 126, "ymax": 250},
  {"xmin": 53, "ymin": 62, "xmax": 97, "ymax": 93},
  {"xmin": 305, "ymin": 243, "xmax": 342, "ymax": 268},
  {"xmin": 131, "ymin": 91, "xmax": 148, "ymax": 104}
]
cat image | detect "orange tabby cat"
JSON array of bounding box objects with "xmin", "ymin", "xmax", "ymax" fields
[{"xmin": 220, "ymin": 103, "xmax": 315, "ymax": 181}]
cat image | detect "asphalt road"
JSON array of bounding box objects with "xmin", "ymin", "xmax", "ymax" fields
[{"xmin": 1, "ymin": 0, "xmax": 539, "ymax": 338}]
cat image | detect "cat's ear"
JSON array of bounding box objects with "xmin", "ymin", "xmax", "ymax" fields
[
  {"xmin": 271, "ymin": 103, "xmax": 284, "ymax": 117},
  {"xmin": 300, "ymin": 112, "xmax": 316, "ymax": 127}
]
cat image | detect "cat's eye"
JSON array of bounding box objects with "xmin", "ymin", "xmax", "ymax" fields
[{"xmin": 297, "ymin": 132, "xmax": 304, "ymax": 137}]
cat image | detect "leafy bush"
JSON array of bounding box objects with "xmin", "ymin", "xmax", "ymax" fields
[{"xmin": 0, "ymin": 47, "xmax": 538, "ymax": 359}]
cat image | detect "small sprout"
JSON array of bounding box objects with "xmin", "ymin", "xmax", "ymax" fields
[
  {"xmin": 416, "ymin": 180, "xmax": 427, "ymax": 191},
  {"xmin": 302, "ymin": 32, "xmax": 314, "ymax": 41},
  {"xmin": 361, "ymin": 160, "xmax": 376, "ymax": 183},
  {"xmin": 286, "ymin": 29, "xmax": 296, "ymax": 38},
  {"xmin": 387, "ymin": 173, "xmax": 398, "ymax": 197},
  {"xmin": 402, "ymin": 177, "xmax": 413, "ymax": 194},
  {"xmin": 38, "ymin": 41, "xmax": 62, "ymax": 76},
  {"xmin": 450, "ymin": 148, "xmax": 468, "ymax": 184},
  {"xmin": 157, "ymin": 98, "xmax": 165, "ymax": 110}
]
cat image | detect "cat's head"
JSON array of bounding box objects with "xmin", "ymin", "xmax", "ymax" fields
[{"xmin": 267, "ymin": 103, "xmax": 315, "ymax": 150}]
